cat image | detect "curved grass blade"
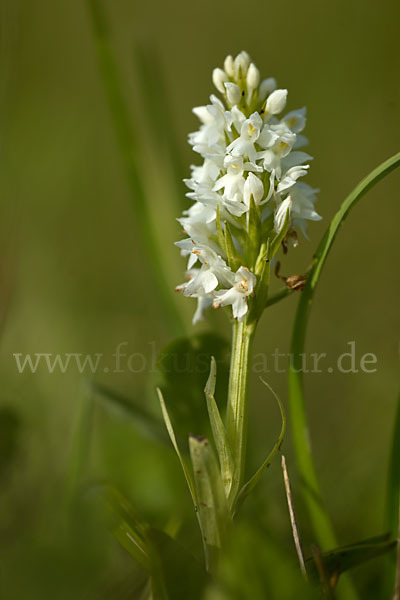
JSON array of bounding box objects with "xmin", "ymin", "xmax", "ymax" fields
[
  {"xmin": 157, "ymin": 388, "xmax": 197, "ymax": 507},
  {"xmin": 204, "ymin": 357, "xmax": 234, "ymax": 497},
  {"xmin": 234, "ymin": 378, "xmax": 286, "ymax": 513},
  {"xmin": 289, "ymin": 153, "xmax": 400, "ymax": 600},
  {"xmin": 289, "ymin": 152, "xmax": 400, "ymax": 549},
  {"xmin": 86, "ymin": 0, "xmax": 185, "ymax": 337}
]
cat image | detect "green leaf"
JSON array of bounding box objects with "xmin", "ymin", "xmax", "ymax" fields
[
  {"xmin": 204, "ymin": 357, "xmax": 234, "ymax": 497},
  {"xmin": 306, "ymin": 534, "xmax": 396, "ymax": 587},
  {"xmin": 156, "ymin": 332, "xmax": 230, "ymax": 439},
  {"xmin": 157, "ymin": 388, "xmax": 197, "ymax": 507},
  {"xmin": 234, "ymin": 378, "xmax": 286, "ymax": 513},
  {"xmin": 289, "ymin": 152, "xmax": 400, "ymax": 553},
  {"xmin": 189, "ymin": 436, "xmax": 231, "ymax": 571}
]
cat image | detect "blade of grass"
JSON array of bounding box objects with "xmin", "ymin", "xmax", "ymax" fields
[
  {"xmin": 132, "ymin": 43, "xmax": 186, "ymax": 211},
  {"xmin": 157, "ymin": 388, "xmax": 197, "ymax": 507},
  {"xmin": 382, "ymin": 392, "xmax": 400, "ymax": 596},
  {"xmin": 289, "ymin": 152, "xmax": 400, "ymax": 599},
  {"xmin": 234, "ymin": 378, "xmax": 286, "ymax": 512},
  {"xmin": 86, "ymin": 0, "xmax": 185, "ymax": 337}
]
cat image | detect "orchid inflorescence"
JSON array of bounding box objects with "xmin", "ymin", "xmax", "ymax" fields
[{"xmin": 176, "ymin": 51, "xmax": 321, "ymax": 324}]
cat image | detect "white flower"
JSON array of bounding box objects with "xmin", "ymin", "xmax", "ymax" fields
[
  {"xmin": 225, "ymin": 105, "xmax": 246, "ymax": 134},
  {"xmin": 265, "ymin": 89, "xmax": 288, "ymax": 115},
  {"xmin": 274, "ymin": 196, "xmax": 292, "ymax": 233},
  {"xmin": 213, "ymin": 267, "xmax": 256, "ymax": 321},
  {"xmin": 213, "ymin": 155, "xmax": 245, "ymax": 198},
  {"xmin": 224, "ymin": 82, "xmax": 242, "ymax": 106},
  {"xmin": 176, "ymin": 245, "xmax": 234, "ymax": 295},
  {"xmin": 176, "ymin": 51, "xmax": 320, "ymax": 324},
  {"xmin": 190, "ymin": 96, "xmax": 227, "ymax": 156},
  {"xmin": 290, "ymin": 183, "xmax": 322, "ymax": 237},
  {"xmin": 282, "ymin": 107, "xmax": 307, "ymax": 133},
  {"xmin": 257, "ymin": 123, "xmax": 297, "ymax": 177},
  {"xmin": 227, "ymin": 112, "xmax": 263, "ymax": 162},
  {"xmin": 243, "ymin": 172, "xmax": 264, "ymax": 207},
  {"xmin": 280, "ymin": 151, "xmax": 313, "ymax": 171},
  {"xmin": 234, "ymin": 51, "xmax": 251, "ymax": 78},
  {"xmin": 246, "ymin": 63, "xmax": 260, "ymax": 103},
  {"xmin": 276, "ymin": 165, "xmax": 309, "ymax": 194},
  {"xmin": 212, "ymin": 68, "xmax": 229, "ymax": 93},
  {"xmin": 193, "ymin": 295, "xmax": 213, "ymax": 324},
  {"xmin": 259, "ymin": 77, "xmax": 277, "ymax": 100},
  {"xmin": 224, "ymin": 55, "xmax": 235, "ymax": 77}
]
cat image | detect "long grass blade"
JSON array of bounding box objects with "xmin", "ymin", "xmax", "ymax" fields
[
  {"xmin": 157, "ymin": 388, "xmax": 197, "ymax": 507},
  {"xmin": 289, "ymin": 153, "xmax": 400, "ymax": 543},
  {"xmin": 86, "ymin": 0, "xmax": 185, "ymax": 337},
  {"xmin": 289, "ymin": 153, "xmax": 400, "ymax": 597}
]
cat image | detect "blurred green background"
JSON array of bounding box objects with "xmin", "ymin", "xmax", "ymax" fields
[{"xmin": 0, "ymin": 0, "xmax": 399, "ymax": 597}]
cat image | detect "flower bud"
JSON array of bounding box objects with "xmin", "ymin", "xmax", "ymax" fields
[
  {"xmin": 246, "ymin": 63, "xmax": 260, "ymax": 91},
  {"xmin": 223, "ymin": 54, "xmax": 235, "ymax": 77},
  {"xmin": 244, "ymin": 173, "xmax": 264, "ymax": 206},
  {"xmin": 266, "ymin": 88, "xmax": 288, "ymax": 115},
  {"xmin": 224, "ymin": 82, "xmax": 241, "ymax": 106},
  {"xmin": 212, "ymin": 68, "xmax": 228, "ymax": 93},
  {"xmin": 234, "ymin": 51, "xmax": 250, "ymax": 78},
  {"xmin": 274, "ymin": 196, "xmax": 292, "ymax": 232},
  {"xmin": 259, "ymin": 77, "xmax": 277, "ymax": 100}
]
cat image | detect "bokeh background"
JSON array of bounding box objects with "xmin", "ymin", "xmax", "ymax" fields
[{"xmin": 0, "ymin": 0, "xmax": 399, "ymax": 597}]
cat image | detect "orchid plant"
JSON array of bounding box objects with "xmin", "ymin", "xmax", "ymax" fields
[
  {"xmin": 164, "ymin": 50, "xmax": 320, "ymax": 566},
  {"xmin": 86, "ymin": 5, "xmax": 400, "ymax": 593}
]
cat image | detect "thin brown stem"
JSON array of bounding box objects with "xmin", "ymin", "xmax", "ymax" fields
[{"xmin": 281, "ymin": 454, "xmax": 307, "ymax": 580}]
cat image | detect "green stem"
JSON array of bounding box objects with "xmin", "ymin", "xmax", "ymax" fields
[
  {"xmin": 86, "ymin": 0, "xmax": 185, "ymax": 338},
  {"xmin": 226, "ymin": 318, "xmax": 256, "ymax": 500}
]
